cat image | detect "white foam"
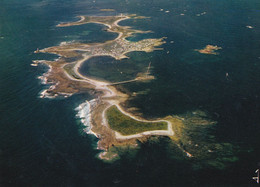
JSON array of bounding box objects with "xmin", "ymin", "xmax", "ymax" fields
[
  {"xmin": 246, "ymin": 25, "xmax": 254, "ymax": 29},
  {"xmin": 39, "ymin": 89, "xmax": 55, "ymax": 99},
  {"xmin": 60, "ymin": 40, "xmax": 75, "ymax": 46},
  {"xmin": 37, "ymin": 64, "xmax": 53, "ymax": 85},
  {"xmin": 60, "ymin": 41, "xmax": 68, "ymax": 46},
  {"xmin": 57, "ymin": 92, "xmax": 73, "ymax": 97},
  {"xmin": 75, "ymin": 99, "xmax": 98, "ymax": 137}
]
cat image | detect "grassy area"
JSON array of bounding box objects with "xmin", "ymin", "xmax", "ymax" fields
[{"xmin": 106, "ymin": 106, "xmax": 167, "ymax": 135}]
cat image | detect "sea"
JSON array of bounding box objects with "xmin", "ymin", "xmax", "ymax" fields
[{"xmin": 0, "ymin": 0, "xmax": 259, "ymax": 186}]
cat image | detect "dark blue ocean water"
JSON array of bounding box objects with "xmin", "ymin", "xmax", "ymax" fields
[{"xmin": 0, "ymin": 0, "xmax": 259, "ymax": 186}]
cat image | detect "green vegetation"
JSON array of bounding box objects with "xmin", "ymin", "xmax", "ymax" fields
[{"xmin": 106, "ymin": 106, "xmax": 167, "ymax": 135}]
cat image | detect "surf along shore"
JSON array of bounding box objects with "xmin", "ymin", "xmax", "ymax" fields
[{"xmin": 33, "ymin": 14, "xmax": 182, "ymax": 160}]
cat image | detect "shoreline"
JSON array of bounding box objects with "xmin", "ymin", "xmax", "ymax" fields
[
  {"xmin": 34, "ymin": 14, "xmax": 175, "ymax": 159},
  {"xmin": 57, "ymin": 15, "xmax": 85, "ymax": 27}
]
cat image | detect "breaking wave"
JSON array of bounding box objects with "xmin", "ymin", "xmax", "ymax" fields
[{"xmin": 75, "ymin": 99, "xmax": 98, "ymax": 137}]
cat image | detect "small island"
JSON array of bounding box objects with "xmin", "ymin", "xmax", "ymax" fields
[{"xmin": 195, "ymin": 45, "xmax": 222, "ymax": 55}]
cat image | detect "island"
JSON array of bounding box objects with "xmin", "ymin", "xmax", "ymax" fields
[
  {"xmin": 33, "ymin": 14, "xmax": 217, "ymax": 161},
  {"xmin": 195, "ymin": 45, "xmax": 222, "ymax": 55}
]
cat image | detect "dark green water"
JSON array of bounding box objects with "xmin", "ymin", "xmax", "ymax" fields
[
  {"xmin": 0, "ymin": 0, "xmax": 259, "ymax": 186},
  {"xmin": 78, "ymin": 55, "xmax": 150, "ymax": 82}
]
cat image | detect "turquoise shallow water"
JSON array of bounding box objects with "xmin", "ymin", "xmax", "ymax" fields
[{"xmin": 0, "ymin": 0, "xmax": 260, "ymax": 186}]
